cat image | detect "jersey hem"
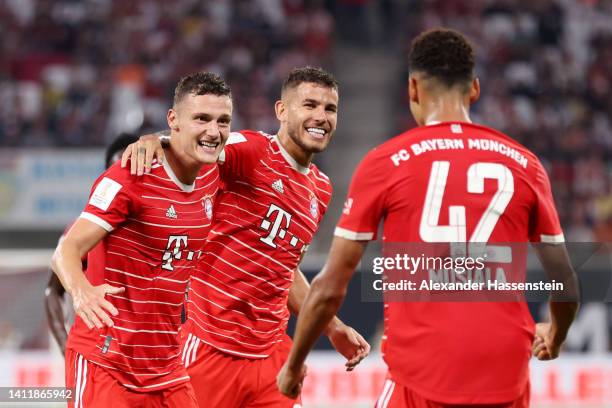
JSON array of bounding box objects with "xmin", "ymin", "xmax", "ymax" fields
[
  {"xmin": 65, "ymin": 343, "xmax": 189, "ymax": 393},
  {"xmin": 199, "ymin": 337, "xmax": 272, "ymax": 359},
  {"xmin": 388, "ymin": 369, "xmax": 529, "ymax": 404}
]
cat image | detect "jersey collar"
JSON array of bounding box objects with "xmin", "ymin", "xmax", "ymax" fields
[
  {"xmin": 163, "ymin": 159, "xmax": 195, "ymax": 192},
  {"xmin": 274, "ymin": 135, "xmax": 310, "ymax": 175}
]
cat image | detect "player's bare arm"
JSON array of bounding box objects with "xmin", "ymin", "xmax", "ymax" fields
[
  {"xmin": 121, "ymin": 131, "xmax": 168, "ymax": 175},
  {"xmin": 44, "ymin": 273, "xmax": 68, "ymax": 354},
  {"xmin": 277, "ymin": 237, "xmax": 366, "ymax": 398},
  {"xmin": 51, "ymin": 218, "xmax": 124, "ymax": 330},
  {"xmin": 288, "ymin": 267, "xmax": 370, "ymax": 371},
  {"xmin": 532, "ymin": 243, "xmax": 580, "ymax": 361}
]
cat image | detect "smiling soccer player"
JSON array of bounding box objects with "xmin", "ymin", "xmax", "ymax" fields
[{"xmin": 52, "ymin": 72, "xmax": 231, "ymax": 408}]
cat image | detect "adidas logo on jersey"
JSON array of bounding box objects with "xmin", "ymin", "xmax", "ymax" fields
[
  {"xmin": 271, "ymin": 179, "xmax": 284, "ymax": 194},
  {"xmin": 166, "ymin": 205, "xmax": 177, "ymax": 219}
]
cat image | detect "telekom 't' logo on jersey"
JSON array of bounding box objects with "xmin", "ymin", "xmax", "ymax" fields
[
  {"xmin": 162, "ymin": 235, "xmax": 189, "ymax": 271},
  {"xmin": 260, "ymin": 204, "xmax": 300, "ymax": 249}
]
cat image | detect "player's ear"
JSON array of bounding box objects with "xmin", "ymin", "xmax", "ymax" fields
[
  {"xmin": 275, "ymin": 100, "xmax": 287, "ymax": 122},
  {"xmin": 469, "ymin": 78, "xmax": 480, "ymax": 104},
  {"xmin": 167, "ymin": 108, "xmax": 179, "ymax": 132},
  {"xmin": 408, "ymin": 77, "xmax": 419, "ymax": 104}
]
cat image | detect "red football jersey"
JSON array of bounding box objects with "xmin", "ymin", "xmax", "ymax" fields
[
  {"xmin": 186, "ymin": 130, "xmax": 332, "ymax": 358},
  {"xmin": 336, "ymin": 122, "xmax": 564, "ymax": 404},
  {"xmin": 66, "ymin": 160, "xmax": 219, "ymax": 392}
]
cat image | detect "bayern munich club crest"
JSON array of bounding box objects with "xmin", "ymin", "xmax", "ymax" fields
[
  {"xmin": 310, "ymin": 196, "xmax": 318, "ymax": 218},
  {"xmin": 203, "ymin": 196, "xmax": 213, "ymax": 220}
]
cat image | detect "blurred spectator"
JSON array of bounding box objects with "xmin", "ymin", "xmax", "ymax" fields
[{"xmin": 0, "ymin": 0, "xmax": 334, "ymax": 147}]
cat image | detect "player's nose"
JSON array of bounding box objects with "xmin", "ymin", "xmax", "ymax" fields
[
  {"xmin": 311, "ymin": 106, "xmax": 327, "ymax": 123},
  {"xmin": 205, "ymin": 121, "xmax": 221, "ymax": 139}
]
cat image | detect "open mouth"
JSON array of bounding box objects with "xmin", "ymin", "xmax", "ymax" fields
[
  {"xmin": 197, "ymin": 140, "xmax": 220, "ymax": 151},
  {"xmin": 306, "ymin": 127, "xmax": 326, "ymax": 140}
]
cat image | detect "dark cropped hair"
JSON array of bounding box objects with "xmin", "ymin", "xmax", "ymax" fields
[
  {"xmin": 105, "ymin": 133, "xmax": 138, "ymax": 168},
  {"xmin": 408, "ymin": 28, "xmax": 475, "ymax": 89},
  {"xmin": 281, "ymin": 66, "xmax": 338, "ymax": 95},
  {"xmin": 173, "ymin": 71, "xmax": 231, "ymax": 106}
]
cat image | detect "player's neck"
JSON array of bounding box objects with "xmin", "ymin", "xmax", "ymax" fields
[
  {"xmin": 422, "ymin": 95, "xmax": 472, "ymax": 125},
  {"xmin": 276, "ymin": 129, "xmax": 313, "ymax": 167},
  {"xmin": 164, "ymin": 148, "xmax": 199, "ymax": 185}
]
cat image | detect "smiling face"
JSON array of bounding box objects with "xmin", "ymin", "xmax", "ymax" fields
[
  {"xmin": 277, "ymin": 82, "xmax": 338, "ymax": 155},
  {"xmin": 167, "ymin": 93, "xmax": 232, "ymax": 165}
]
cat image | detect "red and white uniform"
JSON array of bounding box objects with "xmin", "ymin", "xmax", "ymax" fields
[
  {"xmin": 66, "ymin": 160, "xmax": 218, "ymax": 392},
  {"xmin": 185, "ymin": 130, "xmax": 332, "ymax": 359},
  {"xmin": 337, "ymin": 122, "xmax": 564, "ymax": 405}
]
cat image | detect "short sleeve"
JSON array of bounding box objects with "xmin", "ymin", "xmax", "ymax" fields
[
  {"xmin": 80, "ymin": 163, "xmax": 135, "ymax": 232},
  {"xmin": 529, "ymin": 162, "xmax": 564, "ymax": 243},
  {"xmin": 218, "ymin": 131, "xmax": 266, "ymax": 181},
  {"xmin": 335, "ymin": 150, "xmax": 388, "ymax": 241}
]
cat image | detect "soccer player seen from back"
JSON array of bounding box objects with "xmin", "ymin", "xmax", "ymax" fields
[
  {"xmin": 52, "ymin": 72, "xmax": 232, "ymax": 408},
  {"xmin": 125, "ymin": 66, "xmax": 370, "ymax": 407},
  {"xmin": 277, "ymin": 28, "xmax": 580, "ymax": 408}
]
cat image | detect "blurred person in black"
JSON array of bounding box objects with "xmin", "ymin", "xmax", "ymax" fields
[{"xmin": 44, "ymin": 133, "xmax": 138, "ymax": 355}]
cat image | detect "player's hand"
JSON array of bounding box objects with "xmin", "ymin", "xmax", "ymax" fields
[
  {"xmin": 72, "ymin": 282, "xmax": 124, "ymax": 330},
  {"xmin": 532, "ymin": 322, "xmax": 563, "ymax": 361},
  {"xmin": 277, "ymin": 361, "xmax": 307, "ymax": 399},
  {"xmin": 121, "ymin": 134, "xmax": 165, "ymax": 176},
  {"xmin": 326, "ymin": 319, "xmax": 371, "ymax": 371}
]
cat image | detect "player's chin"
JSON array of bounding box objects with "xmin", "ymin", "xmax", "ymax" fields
[
  {"xmin": 194, "ymin": 145, "xmax": 221, "ymax": 164},
  {"xmin": 301, "ymin": 135, "xmax": 330, "ymax": 153}
]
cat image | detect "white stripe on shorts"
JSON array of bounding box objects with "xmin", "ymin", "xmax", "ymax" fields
[
  {"xmin": 182, "ymin": 333, "xmax": 193, "ymax": 365},
  {"xmin": 188, "ymin": 337, "xmax": 200, "ymax": 367},
  {"xmin": 79, "ymin": 358, "xmax": 88, "ymax": 408},
  {"xmin": 74, "ymin": 355, "xmax": 83, "ymax": 408},
  {"xmin": 376, "ymin": 379, "xmax": 396, "ymax": 408}
]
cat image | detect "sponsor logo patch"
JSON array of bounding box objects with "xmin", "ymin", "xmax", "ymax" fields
[{"xmin": 89, "ymin": 177, "xmax": 122, "ymax": 211}]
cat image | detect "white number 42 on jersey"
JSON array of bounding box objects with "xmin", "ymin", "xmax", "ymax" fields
[{"xmin": 419, "ymin": 161, "xmax": 513, "ymax": 263}]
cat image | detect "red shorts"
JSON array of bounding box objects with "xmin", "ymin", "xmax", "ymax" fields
[
  {"xmin": 375, "ymin": 377, "xmax": 530, "ymax": 408},
  {"xmin": 65, "ymin": 349, "xmax": 198, "ymax": 408},
  {"xmin": 181, "ymin": 332, "xmax": 302, "ymax": 407}
]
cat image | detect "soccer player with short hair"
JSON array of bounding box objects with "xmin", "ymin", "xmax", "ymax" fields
[
  {"xmin": 277, "ymin": 28, "xmax": 580, "ymax": 407},
  {"xmin": 126, "ymin": 66, "xmax": 370, "ymax": 407},
  {"xmin": 45, "ymin": 133, "xmax": 138, "ymax": 356},
  {"xmin": 52, "ymin": 72, "xmax": 232, "ymax": 407}
]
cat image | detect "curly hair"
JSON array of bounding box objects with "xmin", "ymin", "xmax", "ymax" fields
[
  {"xmin": 173, "ymin": 71, "xmax": 231, "ymax": 106},
  {"xmin": 408, "ymin": 28, "xmax": 475, "ymax": 89},
  {"xmin": 281, "ymin": 66, "xmax": 338, "ymax": 95}
]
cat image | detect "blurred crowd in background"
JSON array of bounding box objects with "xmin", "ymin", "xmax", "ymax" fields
[
  {"xmin": 2, "ymin": 0, "xmax": 610, "ymax": 241},
  {"xmin": 0, "ymin": 0, "xmax": 334, "ymax": 147},
  {"xmin": 391, "ymin": 0, "xmax": 612, "ymax": 243}
]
